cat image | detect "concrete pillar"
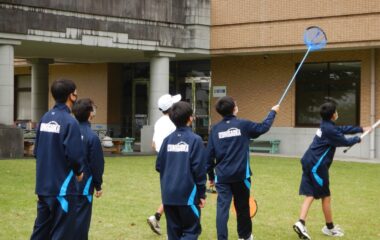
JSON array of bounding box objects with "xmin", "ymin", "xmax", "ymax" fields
[
  {"xmin": 141, "ymin": 52, "xmax": 175, "ymax": 152},
  {"xmin": 28, "ymin": 59, "xmax": 53, "ymax": 123},
  {"xmin": 0, "ymin": 45, "xmax": 15, "ymax": 125},
  {"xmin": 149, "ymin": 56, "xmax": 170, "ymax": 125}
]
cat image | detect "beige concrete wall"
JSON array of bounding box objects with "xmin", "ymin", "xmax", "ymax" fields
[
  {"xmin": 211, "ymin": 49, "xmax": 373, "ymax": 126},
  {"xmin": 211, "ymin": 0, "xmax": 380, "ymax": 53},
  {"xmin": 49, "ymin": 63, "xmax": 108, "ymax": 125}
]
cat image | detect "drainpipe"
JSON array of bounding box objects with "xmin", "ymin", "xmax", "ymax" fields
[{"xmin": 370, "ymin": 49, "xmax": 376, "ymax": 159}]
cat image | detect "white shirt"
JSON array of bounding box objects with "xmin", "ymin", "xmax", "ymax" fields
[{"xmin": 152, "ymin": 115, "xmax": 176, "ymax": 152}]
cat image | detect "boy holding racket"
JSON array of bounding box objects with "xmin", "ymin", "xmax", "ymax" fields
[
  {"xmin": 156, "ymin": 101, "xmax": 207, "ymax": 240},
  {"xmin": 293, "ymin": 102, "xmax": 370, "ymax": 239},
  {"xmin": 207, "ymin": 96, "xmax": 279, "ymax": 240}
]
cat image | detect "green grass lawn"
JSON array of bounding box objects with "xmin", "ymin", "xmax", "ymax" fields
[{"xmin": 0, "ymin": 156, "xmax": 379, "ymax": 239}]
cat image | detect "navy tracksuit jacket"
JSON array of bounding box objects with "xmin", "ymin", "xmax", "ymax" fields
[
  {"xmin": 156, "ymin": 127, "xmax": 207, "ymax": 240},
  {"xmin": 299, "ymin": 120, "xmax": 362, "ymax": 198},
  {"xmin": 34, "ymin": 103, "xmax": 84, "ymax": 198},
  {"xmin": 74, "ymin": 121, "xmax": 105, "ymax": 240},
  {"xmin": 31, "ymin": 103, "xmax": 85, "ymax": 240},
  {"xmin": 207, "ymin": 111, "xmax": 276, "ymax": 183}
]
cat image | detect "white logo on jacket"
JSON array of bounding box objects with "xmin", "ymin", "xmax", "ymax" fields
[
  {"xmin": 218, "ymin": 128, "xmax": 241, "ymax": 139},
  {"xmin": 40, "ymin": 121, "xmax": 61, "ymax": 133},
  {"xmin": 167, "ymin": 141, "xmax": 189, "ymax": 152}
]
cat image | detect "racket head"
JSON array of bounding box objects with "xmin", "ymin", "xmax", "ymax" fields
[
  {"xmin": 303, "ymin": 26, "xmax": 327, "ymax": 51},
  {"xmin": 231, "ymin": 196, "xmax": 258, "ymax": 218}
]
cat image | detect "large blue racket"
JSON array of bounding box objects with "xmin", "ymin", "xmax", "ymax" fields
[{"xmin": 277, "ymin": 26, "xmax": 327, "ymax": 105}]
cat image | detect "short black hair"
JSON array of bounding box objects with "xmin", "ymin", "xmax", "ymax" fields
[
  {"xmin": 215, "ymin": 96, "xmax": 235, "ymax": 117},
  {"xmin": 320, "ymin": 102, "xmax": 337, "ymax": 121},
  {"xmin": 169, "ymin": 101, "xmax": 193, "ymax": 128},
  {"xmin": 72, "ymin": 98, "xmax": 94, "ymax": 122},
  {"xmin": 51, "ymin": 79, "xmax": 76, "ymax": 103}
]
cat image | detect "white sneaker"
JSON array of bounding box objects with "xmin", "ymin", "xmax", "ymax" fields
[
  {"xmin": 238, "ymin": 234, "xmax": 254, "ymax": 240},
  {"xmin": 322, "ymin": 225, "xmax": 344, "ymax": 237},
  {"xmin": 293, "ymin": 221, "xmax": 312, "ymax": 240},
  {"xmin": 147, "ymin": 215, "xmax": 161, "ymax": 235}
]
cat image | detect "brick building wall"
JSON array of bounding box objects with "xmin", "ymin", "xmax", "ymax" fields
[
  {"xmin": 211, "ymin": 0, "xmax": 380, "ymax": 54},
  {"xmin": 211, "ymin": 50, "xmax": 375, "ymax": 126}
]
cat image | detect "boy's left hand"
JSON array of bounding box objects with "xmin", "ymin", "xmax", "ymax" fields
[{"xmin": 199, "ymin": 198, "xmax": 206, "ymax": 208}]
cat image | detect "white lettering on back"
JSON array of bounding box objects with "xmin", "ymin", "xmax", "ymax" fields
[
  {"xmin": 40, "ymin": 121, "xmax": 61, "ymax": 133},
  {"xmin": 167, "ymin": 141, "xmax": 189, "ymax": 152},
  {"xmin": 218, "ymin": 128, "xmax": 241, "ymax": 139}
]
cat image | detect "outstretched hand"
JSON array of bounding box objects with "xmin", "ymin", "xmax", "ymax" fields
[
  {"xmin": 271, "ymin": 105, "xmax": 280, "ymax": 113},
  {"xmin": 363, "ymin": 126, "xmax": 372, "ymax": 133}
]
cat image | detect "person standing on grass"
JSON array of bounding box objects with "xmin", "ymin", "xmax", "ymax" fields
[
  {"xmin": 207, "ymin": 96, "xmax": 279, "ymax": 240},
  {"xmin": 31, "ymin": 79, "xmax": 85, "ymax": 239},
  {"xmin": 147, "ymin": 93, "xmax": 181, "ymax": 235},
  {"xmin": 293, "ymin": 102, "xmax": 370, "ymax": 240},
  {"xmin": 72, "ymin": 98, "xmax": 105, "ymax": 240},
  {"xmin": 156, "ymin": 101, "xmax": 207, "ymax": 240}
]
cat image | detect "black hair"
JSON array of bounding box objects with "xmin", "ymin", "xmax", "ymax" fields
[
  {"xmin": 320, "ymin": 102, "xmax": 337, "ymax": 121},
  {"xmin": 215, "ymin": 96, "xmax": 236, "ymax": 117},
  {"xmin": 169, "ymin": 101, "xmax": 193, "ymax": 128},
  {"xmin": 72, "ymin": 98, "xmax": 94, "ymax": 122},
  {"xmin": 51, "ymin": 78, "xmax": 77, "ymax": 103}
]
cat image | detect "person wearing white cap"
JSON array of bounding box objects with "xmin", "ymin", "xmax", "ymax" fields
[{"xmin": 147, "ymin": 93, "xmax": 181, "ymax": 235}]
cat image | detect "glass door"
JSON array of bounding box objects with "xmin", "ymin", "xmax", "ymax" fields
[
  {"xmin": 132, "ymin": 78, "xmax": 149, "ymax": 141},
  {"xmin": 185, "ymin": 76, "xmax": 211, "ymax": 141}
]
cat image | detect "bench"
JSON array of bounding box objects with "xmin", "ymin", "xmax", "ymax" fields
[{"xmin": 249, "ymin": 139, "xmax": 280, "ymax": 154}]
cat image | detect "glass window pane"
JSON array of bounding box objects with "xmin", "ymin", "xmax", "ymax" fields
[
  {"xmin": 329, "ymin": 62, "xmax": 360, "ymax": 125},
  {"xmin": 296, "ymin": 63, "xmax": 329, "ymax": 125},
  {"xmin": 296, "ymin": 62, "xmax": 360, "ymax": 126}
]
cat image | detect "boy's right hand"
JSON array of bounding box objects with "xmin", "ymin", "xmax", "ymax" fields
[
  {"xmin": 271, "ymin": 105, "xmax": 280, "ymax": 113},
  {"xmin": 199, "ymin": 198, "xmax": 206, "ymax": 208}
]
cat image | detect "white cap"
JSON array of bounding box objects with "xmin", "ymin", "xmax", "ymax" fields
[{"xmin": 157, "ymin": 94, "xmax": 182, "ymax": 111}]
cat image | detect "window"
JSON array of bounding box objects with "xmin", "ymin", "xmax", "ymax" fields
[
  {"xmin": 14, "ymin": 75, "xmax": 31, "ymax": 121},
  {"xmin": 296, "ymin": 62, "xmax": 360, "ymax": 126}
]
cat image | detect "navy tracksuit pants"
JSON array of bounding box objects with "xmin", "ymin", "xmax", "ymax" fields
[
  {"xmin": 164, "ymin": 205, "xmax": 202, "ymax": 240},
  {"xmin": 215, "ymin": 179, "xmax": 252, "ymax": 240},
  {"xmin": 31, "ymin": 195, "xmax": 76, "ymax": 240},
  {"xmin": 73, "ymin": 195, "xmax": 93, "ymax": 240}
]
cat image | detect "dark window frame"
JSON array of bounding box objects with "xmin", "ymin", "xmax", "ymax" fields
[{"xmin": 295, "ymin": 61, "xmax": 361, "ymax": 127}]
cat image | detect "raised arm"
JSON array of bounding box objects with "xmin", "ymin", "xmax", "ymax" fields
[
  {"xmin": 336, "ymin": 125, "xmax": 363, "ymax": 135},
  {"xmin": 248, "ymin": 105, "xmax": 279, "ymax": 139},
  {"xmin": 325, "ymin": 127, "xmax": 361, "ymax": 147}
]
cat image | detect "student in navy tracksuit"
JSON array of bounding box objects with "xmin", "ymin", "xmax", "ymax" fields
[
  {"xmin": 72, "ymin": 98, "xmax": 104, "ymax": 240},
  {"xmin": 31, "ymin": 79, "xmax": 85, "ymax": 240},
  {"xmin": 293, "ymin": 102, "xmax": 370, "ymax": 240},
  {"xmin": 156, "ymin": 101, "xmax": 207, "ymax": 240},
  {"xmin": 207, "ymin": 96, "xmax": 279, "ymax": 240}
]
